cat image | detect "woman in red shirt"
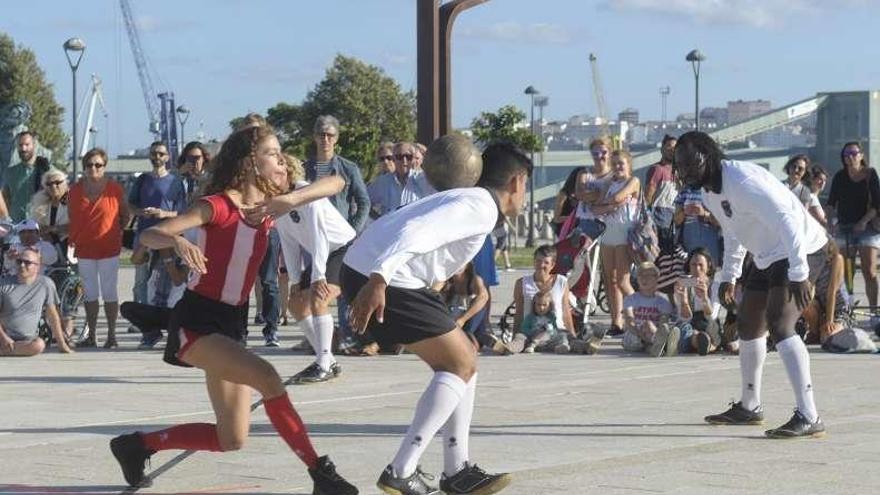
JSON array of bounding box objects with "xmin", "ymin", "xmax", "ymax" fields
[
  {"xmin": 109, "ymin": 125, "xmax": 357, "ymax": 495},
  {"xmin": 68, "ymin": 148, "xmax": 128, "ymax": 348}
]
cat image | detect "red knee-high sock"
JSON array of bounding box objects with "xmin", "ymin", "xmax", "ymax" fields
[
  {"xmin": 140, "ymin": 423, "xmax": 223, "ymax": 452},
  {"xmin": 263, "ymin": 392, "xmax": 319, "ymax": 469}
]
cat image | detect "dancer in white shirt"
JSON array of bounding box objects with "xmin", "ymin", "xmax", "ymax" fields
[
  {"xmin": 343, "ymin": 137, "xmax": 523, "ymax": 495},
  {"xmin": 673, "ymin": 131, "xmax": 830, "ymax": 438},
  {"xmin": 275, "ymin": 156, "xmax": 356, "ymax": 384}
]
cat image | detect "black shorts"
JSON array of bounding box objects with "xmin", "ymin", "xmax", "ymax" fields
[
  {"xmin": 742, "ymin": 242, "xmax": 832, "ymax": 292},
  {"xmin": 340, "ymin": 264, "xmax": 457, "ymax": 348},
  {"xmin": 164, "ymin": 290, "xmax": 248, "ymax": 367},
  {"xmin": 298, "ymin": 244, "xmax": 349, "ymax": 290},
  {"xmin": 494, "ymin": 233, "xmax": 508, "ymax": 252}
]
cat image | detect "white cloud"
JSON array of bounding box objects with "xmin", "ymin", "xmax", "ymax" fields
[
  {"xmin": 601, "ymin": 0, "xmax": 868, "ymax": 28},
  {"xmin": 458, "ymin": 21, "xmax": 581, "ymax": 45}
]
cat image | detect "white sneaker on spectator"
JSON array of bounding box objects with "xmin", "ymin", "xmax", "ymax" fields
[{"xmin": 127, "ymin": 325, "xmax": 140, "ymax": 334}]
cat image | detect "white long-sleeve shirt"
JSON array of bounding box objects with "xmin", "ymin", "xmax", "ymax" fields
[
  {"xmin": 276, "ymin": 181, "xmax": 356, "ymax": 283},
  {"xmin": 702, "ymin": 160, "xmax": 828, "ymax": 284},
  {"xmin": 344, "ymin": 187, "xmax": 501, "ymax": 289}
]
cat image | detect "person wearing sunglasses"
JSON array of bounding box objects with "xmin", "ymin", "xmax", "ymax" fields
[
  {"xmin": 29, "ymin": 168, "xmax": 72, "ymax": 261},
  {"xmin": 0, "ymin": 246, "xmax": 73, "ymax": 356},
  {"xmin": 369, "ymin": 142, "xmax": 432, "ymax": 218},
  {"xmin": 573, "ymin": 137, "xmax": 615, "ymax": 241},
  {"xmin": 68, "ymin": 148, "xmax": 130, "ymax": 348},
  {"xmin": 827, "ymin": 141, "xmax": 880, "ymax": 313},
  {"xmin": 172, "ymin": 141, "xmax": 212, "ymax": 206}
]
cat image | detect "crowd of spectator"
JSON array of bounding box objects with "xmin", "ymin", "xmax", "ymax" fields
[{"xmin": 1, "ymin": 120, "xmax": 877, "ymax": 361}]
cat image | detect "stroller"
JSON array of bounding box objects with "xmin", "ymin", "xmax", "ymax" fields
[{"xmin": 497, "ymin": 222, "xmax": 607, "ymax": 341}]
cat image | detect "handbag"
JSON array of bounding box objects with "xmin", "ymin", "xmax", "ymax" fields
[
  {"xmin": 628, "ymin": 190, "xmax": 660, "ymax": 263},
  {"xmin": 558, "ymin": 211, "xmax": 578, "ymax": 240},
  {"xmin": 122, "ymin": 217, "xmax": 137, "ymax": 250}
]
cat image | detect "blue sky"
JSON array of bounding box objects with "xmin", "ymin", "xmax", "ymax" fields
[{"xmin": 2, "ymin": 0, "xmax": 879, "ymax": 155}]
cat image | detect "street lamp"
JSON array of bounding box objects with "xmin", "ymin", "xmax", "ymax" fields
[
  {"xmin": 63, "ymin": 37, "xmax": 86, "ymax": 177},
  {"xmin": 686, "ymin": 49, "xmax": 705, "ymax": 131},
  {"xmin": 524, "ymin": 85, "xmax": 539, "ymax": 247},
  {"xmin": 534, "ymin": 95, "xmax": 549, "ymax": 184},
  {"xmin": 176, "ymin": 105, "xmax": 191, "ymax": 146}
]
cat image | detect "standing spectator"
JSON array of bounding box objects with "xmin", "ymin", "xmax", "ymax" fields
[
  {"xmin": 493, "ymin": 219, "xmax": 512, "ymax": 271},
  {"xmin": 645, "ymin": 135, "xmax": 679, "ymax": 243},
  {"xmin": 128, "ymin": 142, "xmax": 185, "ymax": 307},
  {"xmin": 674, "ymin": 185, "xmax": 722, "ymax": 266},
  {"xmin": 29, "ymin": 168, "xmax": 73, "ymax": 264},
  {"xmin": 300, "ymin": 116, "xmax": 371, "ymax": 351},
  {"xmin": 369, "ymin": 142, "xmax": 396, "ymax": 182},
  {"xmin": 551, "ymin": 166, "xmax": 585, "ymax": 238},
  {"xmin": 592, "ymin": 150, "xmax": 640, "ymax": 335},
  {"xmin": 827, "ymin": 141, "xmax": 880, "ymax": 313},
  {"xmin": 573, "ymin": 137, "xmax": 615, "ymax": 240},
  {"xmin": 3, "ymin": 131, "xmax": 50, "ymax": 222},
  {"xmin": 169, "ymin": 141, "xmax": 212, "ymax": 207},
  {"xmin": 0, "ymin": 246, "xmax": 73, "ymax": 356},
  {"xmin": 783, "ymin": 154, "xmax": 826, "ymax": 228},
  {"xmin": 69, "ymin": 148, "xmax": 128, "ymax": 348},
  {"xmin": 809, "ymin": 165, "xmax": 829, "ymax": 197},
  {"xmin": 368, "ymin": 142, "xmax": 426, "ymax": 216}
]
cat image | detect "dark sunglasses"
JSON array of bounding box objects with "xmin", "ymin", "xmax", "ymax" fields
[
  {"xmin": 46, "ymin": 180, "xmax": 65, "ymax": 186},
  {"xmin": 85, "ymin": 162, "xmax": 105, "ymax": 169},
  {"xmin": 843, "ymin": 150, "xmax": 861, "ymax": 157},
  {"xmin": 378, "ymin": 155, "xmax": 394, "ymax": 161},
  {"xmin": 591, "ymin": 150, "xmax": 609, "ymax": 157},
  {"xmin": 394, "ymin": 153, "xmax": 414, "ymax": 161},
  {"xmin": 16, "ymin": 258, "xmax": 38, "ymax": 268},
  {"xmin": 185, "ymin": 155, "xmax": 203, "ymax": 163}
]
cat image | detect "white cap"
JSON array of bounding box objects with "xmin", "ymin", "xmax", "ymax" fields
[{"xmin": 16, "ymin": 219, "xmax": 40, "ymax": 232}]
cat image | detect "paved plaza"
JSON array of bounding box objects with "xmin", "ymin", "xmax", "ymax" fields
[{"xmin": 1, "ymin": 267, "xmax": 879, "ymax": 494}]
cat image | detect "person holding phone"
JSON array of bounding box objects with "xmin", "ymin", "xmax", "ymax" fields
[{"xmin": 673, "ymin": 248, "xmax": 722, "ymax": 355}]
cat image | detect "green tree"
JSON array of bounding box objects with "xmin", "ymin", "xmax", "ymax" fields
[
  {"xmin": 470, "ymin": 105, "xmax": 541, "ymax": 153},
  {"xmin": 0, "ymin": 32, "xmax": 66, "ymax": 164},
  {"xmin": 231, "ymin": 55, "xmax": 416, "ymax": 181}
]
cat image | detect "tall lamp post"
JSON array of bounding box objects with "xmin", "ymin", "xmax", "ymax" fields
[
  {"xmin": 534, "ymin": 95, "xmax": 549, "ymax": 183},
  {"xmin": 686, "ymin": 49, "xmax": 705, "ymax": 131},
  {"xmin": 176, "ymin": 105, "xmax": 191, "ymax": 147},
  {"xmin": 524, "ymin": 85, "xmax": 539, "ymax": 247},
  {"xmin": 63, "ymin": 37, "xmax": 86, "ymax": 176}
]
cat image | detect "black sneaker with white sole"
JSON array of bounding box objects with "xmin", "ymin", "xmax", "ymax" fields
[
  {"xmin": 704, "ymin": 401, "xmax": 764, "ymax": 425},
  {"xmin": 376, "ymin": 465, "xmax": 439, "ymax": 495},
  {"xmin": 110, "ymin": 433, "xmax": 155, "ymax": 487},
  {"xmin": 309, "ymin": 455, "xmax": 359, "ymax": 495},
  {"xmin": 293, "ymin": 362, "xmax": 336, "ymax": 384},
  {"xmin": 765, "ymin": 410, "xmax": 826, "ymax": 439},
  {"xmin": 439, "ymin": 463, "xmax": 511, "ymax": 495}
]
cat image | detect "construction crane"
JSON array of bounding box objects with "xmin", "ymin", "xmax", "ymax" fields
[
  {"xmin": 588, "ymin": 53, "xmax": 623, "ymax": 149},
  {"xmin": 119, "ymin": 0, "xmax": 179, "ymax": 161},
  {"xmin": 78, "ymin": 74, "xmax": 109, "ymax": 156}
]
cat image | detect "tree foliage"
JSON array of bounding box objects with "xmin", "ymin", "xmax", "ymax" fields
[
  {"xmin": 0, "ymin": 32, "xmax": 66, "ymax": 163},
  {"xmin": 470, "ymin": 105, "xmax": 541, "ymax": 153},
  {"xmin": 232, "ymin": 55, "xmax": 415, "ymax": 180}
]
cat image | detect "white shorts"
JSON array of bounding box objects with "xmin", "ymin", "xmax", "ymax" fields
[{"xmin": 79, "ymin": 256, "xmax": 120, "ymax": 303}]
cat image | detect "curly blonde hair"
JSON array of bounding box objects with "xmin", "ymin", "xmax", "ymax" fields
[{"xmin": 204, "ymin": 126, "xmax": 283, "ymax": 197}]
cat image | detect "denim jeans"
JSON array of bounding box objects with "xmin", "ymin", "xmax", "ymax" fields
[{"xmin": 258, "ymin": 228, "xmax": 281, "ymax": 337}]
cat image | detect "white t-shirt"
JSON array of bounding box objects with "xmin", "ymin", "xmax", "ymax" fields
[{"xmin": 623, "ymin": 292, "xmax": 674, "ymax": 327}]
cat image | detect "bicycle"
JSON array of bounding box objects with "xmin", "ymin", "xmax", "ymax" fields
[{"xmin": 38, "ymin": 263, "xmax": 85, "ymax": 347}]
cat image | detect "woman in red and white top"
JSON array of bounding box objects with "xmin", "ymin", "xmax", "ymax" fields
[{"xmin": 108, "ymin": 125, "xmax": 358, "ymax": 495}]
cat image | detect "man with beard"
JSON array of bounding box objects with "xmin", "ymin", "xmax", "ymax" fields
[
  {"xmin": 2, "ymin": 131, "xmax": 47, "ymax": 222},
  {"xmin": 673, "ymin": 131, "xmax": 829, "ymax": 438}
]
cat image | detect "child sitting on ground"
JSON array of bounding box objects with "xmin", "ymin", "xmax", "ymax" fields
[
  {"xmin": 622, "ymin": 262, "xmax": 678, "ymax": 357},
  {"xmin": 509, "ymin": 291, "xmax": 570, "ymax": 354}
]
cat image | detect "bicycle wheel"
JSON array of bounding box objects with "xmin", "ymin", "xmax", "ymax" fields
[{"xmin": 597, "ymin": 276, "xmax": 610, "ymax": 314}]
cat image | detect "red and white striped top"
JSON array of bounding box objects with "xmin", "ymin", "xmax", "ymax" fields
[{"xmin": 188, "ymin": 194, "xmax": 271, "ymax": 306}]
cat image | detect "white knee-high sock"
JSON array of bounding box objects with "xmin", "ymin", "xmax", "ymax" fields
[
  {"xmin": 391, "ymin": 372, "xmax": 467, "ymax": 478},
  {"xmin": 776, "ymin": 335, "xmax": 818, "ymax": 422},
  {"xmin": 443, "ymin": 373, "xmax": 477, "ymax": 476},
  {"xmin": 299, "ymin": 318, "xmax": 316, "ymax": 349},
  {"xmin": 739, "ymin": 336, "xmax": 766, "ymax": 411},
  {"xmin": 312, "ymin": 314, "xmax": 335, "ymax": 371}
]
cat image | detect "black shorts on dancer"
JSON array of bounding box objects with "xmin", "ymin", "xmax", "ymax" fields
[
  {"xmin": 164, "ymin": 289, "xmax": 248, "ymax": 367},
  {"xmin": 298, "ymin": 244, "xmax": 349, "ymax": 290},
  {"xmin": 742, "ymin": 241, "xmax": 832, "ymax": 291},
  {"xmin": 341, "ymin": 264, "xmax": 457, "ymax": 348}
]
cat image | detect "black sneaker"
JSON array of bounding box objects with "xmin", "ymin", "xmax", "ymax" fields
[
  {"xmin": 377, "ymin": 465, "xmax": 439, "ymax": 495},
  {"xmin": 765, "ymin": 410, "xmax": 826, "ymax": 439},
  {"xmin": 293, "ymin": 362, "xmax": 335, "ymax": 384},
  {"xmin": 440, "ymin": 463, "xmax": 511, "ymax": 495},
  {"xmin": 138, "ymin": 331, "xmax": 163, "ymax": 349},
  {"xmin": 695, "ymin": 332, "xmax": 711, "ymax": 356},
  {"xmin": 704, "ymin": 401, "xmax": 764, "ymax": 425},
  {"xmin": 330, "ymin": 362, "xmax": 342, "ymax": 377},
  {"xmin": 109, "ymin": 433, "xmax": 154, "ymax": 487},
  {"xmin": 607, "ymin": 324, "xmax": 624, "ymax": 337},
  {"xmin": 309, "ymin": 455, "xmax": 358, "ymax": 495}
]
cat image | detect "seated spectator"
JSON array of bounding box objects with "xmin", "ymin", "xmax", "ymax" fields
[
  {"xmin": 622, "ymin": 262, "xmax": 678, "ymax": 357},
  {"xmin": 0, "ymin": 247, "xmax": 72, "ymax": 356},
  {"xmin": 508, "ymin": 291, "xmax": 571, "ymax": 354},
  {"xmin": 441, "ymin": 262, "xmax": 490, "ymax": 351},
  {"xmin": 120, "ymin": 246, "xmax": 188, "ymax": 349},
  {"xmin": 802, "ymin": 246, "xmax": 878, "ymax": 353},
  {"xmin": 4, "ymin": 220, "xmax": 58, "ymax": 273},
  {"xmin": 511, "ymin": 245, "xmax": 577, "ymax": 351},
  {"xmin": 673, "ymin": 248, "xmax": 723, "ymax": 356}
]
